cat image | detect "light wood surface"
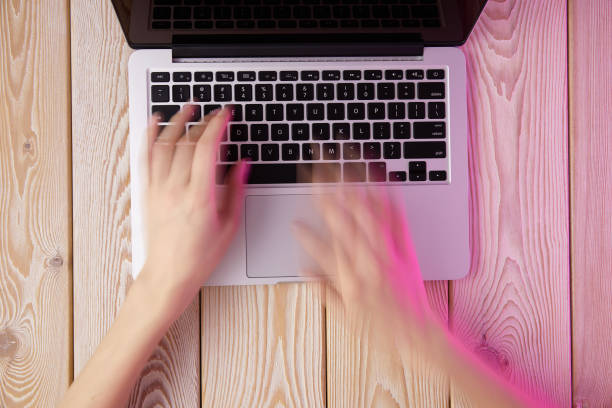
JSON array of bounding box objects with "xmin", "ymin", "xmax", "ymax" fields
[
  {"xmin": 569, "ymin": 1, "xmax": 612, "ymax": 406},
  {"xmin": 2, "ymin": 0, "xmax": 612, "ymax": 407},
  {"xmin": 201, "ymin": 284, "xmax": 325, "ymax": 407},
  {"xmin": 0, "ymin": 1, "xmax": 72, "ymax": 406},
  {"xmin": 70, "ymin": 1, "xmax": 200, "ymax": 407},
  {"xmin": 452, "ymin": 1, "xmax": 571, "ymax": 407}
]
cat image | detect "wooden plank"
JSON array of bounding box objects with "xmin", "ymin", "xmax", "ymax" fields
[
  {"xmin": 569, "ymin": 1, "xmax": 612, "ymax": 406},
  {"xmin": 70, "ymin": 1, "xmax": 200, "ymax": 406},
  {"xmin": 201, "ymin": 283, "xmax": 326, "ymax": 407},
  {"xmin": 451, "ymin": 0, "xmax": 571, "ymax": 406},
  {"xmin": 326, "ymin": 281, "xmax": 449, "ymax": 408},
  {"xmin": 0, "ymin": 0, "xmax": 72, "ymax": 406}
]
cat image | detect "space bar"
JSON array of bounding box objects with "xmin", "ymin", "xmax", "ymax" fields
[{"xmin": 216, "ymin": 163, "xmax": 341, "ymax": 184}]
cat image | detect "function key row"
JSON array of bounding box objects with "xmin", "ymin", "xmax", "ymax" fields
[
  {"xmin": 152, "ymin": 83, "xmax": 445, "ymax": 102},
  {"xmin": 215, "ymin": 162, "xmax": 446, "ymax": 185},
  {"xmin": 151, "ymin": 69, "xmax": 445, "ymax": 83}
]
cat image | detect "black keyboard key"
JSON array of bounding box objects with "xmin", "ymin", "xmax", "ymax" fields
[
  {"xmin": 418, "ymin": 82, "xmax": 445, "ymax": 99},
  {"xmin": 194, "ymin": 7, "xmax": 211, "ymax": 19},
  {"xmin": 245, "ymin": 104, "xmax": 263, "ymax": 121},
  {"xmin": 174, "ymin": 6, "xmax": 191, "ymax": 19},
  {"xmin": 276, "ymin": 84, "xmax": 294, "ymax": 101},
  {"xmin": 279, "ymin": 19, "xmax": 297, "ymax": 28},
  {"xmin": 216, "ymin": 72, "xmax": 234, "ymax": 82},
  {"xmin": 238, "ymin": 71, "xmax": 256, "ymax": 81},
  {"xmin": 323, "ymin": 143, "xmax": 340, "ymax": 160},
  {"xmin": 152, "ymin": 105, "xmax": 180, "ymax": 122},
  {"xmin": 220, "ymin": 144, "xmax": 238, "ymax": 162},
  {"xmin": 364, "ymin": 70, "xmax": 382, "ymax": 80},
  {"xmin": 352, "ymin": 5, "xmax": 370, "ymax": 18},
  {"xmin": 404, "ymin": 141, "xmax": 446, "ymax": 158},
  {"xmin": 357, "ymin": 83, "xmax": 375, "ymax": 100},
  {"xmin": 265, "ymin": 104, "xmax": 284, "ymax": 121},
  {"xmin": 280, "ymin": 71, "xmax": 299, "ymax": 81},
  {"xmin": 347, "ymin": 103, "xmax": 365, "ymax": 120},
  {"xmin": 389, "ymin": 171, "xmax": 407, "ymax": 182},
  {"xmin": 306, "ymin": 103, "xmax": 325, "ymax": 120},
  {"xmin": 343, "ymin": 70, "xmax": 361, "ymax": 80},
  {"xmin": 312, "ymin": 123, "xmax": 330, "ymax": 140},
  {"xmin": 388, "ymin": 102, "xmax": 405, "ymax": 119},
  {"xmin": 194, "ymin": 72, "xmax": 213, "ymax": 82},
  {"xmin": 214, "ymin": 6, "xmax": 232, "ymax": 19},
  {"xmin": 230, "ymin": 124, "xmax": 248, "ymax": 141},
  {"xmin": 173, "ymin": 72, "xmax": 191, "ymax": 82},
  {"xmin": 343, "ymin": 162, "xmax": 366, "ymax": 182},
  {"xmin": 296, "ymin": 83, "xmax": 314, "ymax": 101},
  {"xmin": 302, "ymin": 143, "xmax": 321, "ymax": 160},
  {"xmin": 343, "ymin": 142, "xmax": 361, "ymax": 159},
  {"xmin": 152, "ymin": 21, "xmax": 171, "ymax": 29},
  {"xmin": 322, "ymin": 70, "xmax": 341, "ymax": 80},
  {"xmin": 377, "ymin": 82, "xmax": 395, "ymax": 100},
  {"xmin": 151, "ymin": 72, "xmax": 170, "ymax": 82},
  {"xmin": 316, "ymin": 83, "xmax": 334, "ymax": 100},
  {"xmin": 241, "ymin": 144, "xmax": 259, "ymax": 161},
  {"xmin": 327, "ymin": 103, "xmax": 345, "ymax": 120},
  {"xmin": 214, "ymin": 84, "xmax": 231, "ymax": 102},
  {"xmin": 427, "ymin": 69, "xmax": 445, "ymax": 80},
  {"xmin": 367, "ymin": 103, "xmax": 385, "ymax": 120},
  {"xmin": 353, "ymin": 122, "xmax": 370, "ymax": 140},
  {"xmin": 193, "ymin": 85, "xmax": 211, "ymax": 102},
  {"xmin": 261, "ymin": 144, "xmax": 279, "ymax": 161},
  {"xmin": 428, "ymin": 102, "xmax": 446, "ymax": 119},
  {"xmin": 313, "ymin": 5, "xmax": 331, "ymax": 18},
  {"xmin": 385, "ymin": 70, "xmax": 403, "ymax": 80},
  {"xmin": 332, "ymin": 123, "xmax": 350, "ymax": 140},
  {"xmin": 286, "ymin": 104, "xmax": 304, "ymax": 121},
  {"xmin": 151, "ymin": 85, "xmax": 170, "ymax": 102},
  {"xmin": 393, "ymin": 122, "xmax": 411, "ymax": 139},
  {"xmin": 274, "ymin": 6, "xmax": 291, "ymax": 19},
  {"xmin": 406, "ymin": 69, "xmax": 424, "ymax": 80},
  {"xmin": 301, "ymin": 71, "xmax": 319, "ymax": 81},
  {"xmin": 235, "ymin": 163, "xmax": 340, "ymax": 184},
  {"xmin": 204, "ymin": 104, "xmax": 221, "ymax": 116},
  {"xmin": 383, "ymin": 142, "xmax": 401, "ymax": 159},
  {"xmin": 229, "ymin": 105, "xmax": 242, "ymax": 122},
  {"xmin": 282, "ymin": 143, "xmax": 300, "ymax": 160},
  {"xmin": 251, "ymin": 124, "xmax": 269, "ymax": 141},
  {"xmin": 398, "ymin": 82, "xmax": 415, "ymax": 99},
  {"xmin": 259, "ymin": 71, "xmax": 277, "ymax": 81},
  {"xmin": 234, "ymin": 84, "xmax": 253, "ymax": 102},
  {"xmin": 333, "ymin": 5, "xmax": 350, "ymax": 18},
  {"xmin": 409, "ymin": 161, "xmax": 427, "ymax": 181},
  {"xmin": 153, "ymin": 7, "xmax": 171, "ymax": 19},
  {"xmin": 408, "ymin": 102, "xmax": 426, "ymax": 119},
  {"xmin": 429, "ymin": 170, "xmax": 447, "ymax": 181},
  {"xmin": 255, "ymin": 84, "xmax": 273, "ymax": 101},
  {"xmin": 373, "ymin": 122, "xmax": 391, "ymax": 139},
  {"xmin": 337, "ymin": 83, "xmax": 355, "ymax": 100},
  {"xmin": 195, "ymin": 20, "xmax": 214, "ymax": 29},
  {"xmin": 292, "ymin": 123, "xmax": 309, "ymax": 140},
  {"xmin": 414, "ymin": 122, "xmax": 446, "ymax": 139},
  {"xmin": 272, "ymin": 124, "xmax": 290, "ymax": 141},
  {"xmin": 368, "ymin": 162, "xmax": 386, "ymax": 182},
  {"xmin": 364, "ymin": 142, "xmax": 381, "ymax": 159}
]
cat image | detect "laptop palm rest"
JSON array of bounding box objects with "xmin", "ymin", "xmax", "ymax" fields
[{"xmin": 245, "ymin": 194, "xmax": 322, "ymax": 279}]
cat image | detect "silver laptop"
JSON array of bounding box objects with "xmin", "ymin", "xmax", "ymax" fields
[{"xmin": 113, "ymin": 0, "xmax": 486, "ymax": 285}]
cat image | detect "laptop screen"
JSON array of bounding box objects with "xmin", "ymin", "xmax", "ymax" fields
[{"xmin": 112, "ymin": 0, "xmax": 487, "ymax": 49}]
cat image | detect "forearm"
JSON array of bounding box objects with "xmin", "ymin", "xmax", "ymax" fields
[
  {"xmin": 409, "ymin": 321, "xmax": 545, "ymax": 408},
  {"xmin": 60, "ymin": 272, "xmax": 179, "ymax": 408}
]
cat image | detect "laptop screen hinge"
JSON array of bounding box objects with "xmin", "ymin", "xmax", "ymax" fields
[{"xmin": 171, "ymin": 35, "xmax": 424, "ymax": 60}]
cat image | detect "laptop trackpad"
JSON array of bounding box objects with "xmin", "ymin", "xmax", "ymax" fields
[{"xmin": 245, "ymin": 194, "xmax": 320, "ymax": 278}]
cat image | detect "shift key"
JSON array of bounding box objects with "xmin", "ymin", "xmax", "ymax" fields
[
  {"xmin": 414, "ymin": 121, "xmax": 446, "ymax": 139},
  {"xmin": 404, "ymin": 141, "xmax": 446, "ymax": 158}
]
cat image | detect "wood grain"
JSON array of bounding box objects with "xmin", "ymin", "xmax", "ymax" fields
[
  {"xmin": 569, "ymin": 1, "xmax": 612, "ymax": 406},
  {"xmin": 201, "ymin": 283, "xmax": 326, "ymax": 407},
  {"xmin": 452, "ymin": 0, "xmax": 571, "ymax": 406},
  {"xmin": 326, "ymin": 282, "xmax": 449, "ymax": 408},
  {"xmin": 0, "ymin": 0, "xmax": 72, "ymax": 406},
  {"xmin": 70, "ymin": 1, "xmax": 200, "ymax": 406}
]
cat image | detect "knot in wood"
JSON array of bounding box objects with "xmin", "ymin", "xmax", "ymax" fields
[
  {"xmin": 0, "ymin": 330, "xmax": 19, "ymax": 358},
  {"xmin": 49, "ymin": 256, "xmax": 64, "ymax": 267}
]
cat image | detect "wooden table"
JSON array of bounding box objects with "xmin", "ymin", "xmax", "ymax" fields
[{"xmin": 1, "ymin": 0, "xmax": 611, "ymax": 406}]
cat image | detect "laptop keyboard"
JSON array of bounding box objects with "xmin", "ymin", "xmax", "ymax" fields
[
  {"xmin": 151, "ymin": 0, "xmax": 442, "ymax": 30},
  {"xmin": 149, "ymin": 65, "xmax": 449, "ymax": 185}
]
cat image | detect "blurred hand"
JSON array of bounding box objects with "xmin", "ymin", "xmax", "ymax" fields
[
  {"xmin": 293, "ymin": 187, "xmax": 441, "ymax": 350},
  {"xmin": 139, "ymin": 105, "xmax": 247, "ymax": 312}
]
